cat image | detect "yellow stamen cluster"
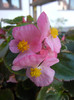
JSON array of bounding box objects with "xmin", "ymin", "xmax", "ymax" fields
[
  {"xmin": 50, "ymin": 28, "xmax": 58, "ymax": 38},
  {"xmin": 30, "ymin": 68, "xmax": 42, "ymax": 78},
  {"xmin": 17, "ymin": 40, "xmax": 29, "ymax": 52}
]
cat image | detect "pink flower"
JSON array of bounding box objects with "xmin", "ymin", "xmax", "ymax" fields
[
  {"xmin": 12, "ymin": 49, "xmax": 59, "ymax": 86},
  {"xmin": 37, "ymin": 12, "xmax": 61, "ymax": 53},
  {"xmin": 26, "ymin": 56, "xmax": 59, "ymax": 87},
  {"xmin": 61, "ymin": 35, "xmax": 65, "ymax": 41},
  {"xmin": 22, "ymin": 17, "xmax": 26, "ymax": 23},
  {"xmin": 0, "ymin": 28, "xmax": 5, "ymax": 39},
  {"xmin": 9, "ymin": 24, "xmax": 42, "ymax": 53},
  {"xmin": 7, "ymin": 74, "xmax": 17, "ymax": 83},
  {"xmin": 12, "ymin": 50, "xmax": 48, "ymax": 71}
]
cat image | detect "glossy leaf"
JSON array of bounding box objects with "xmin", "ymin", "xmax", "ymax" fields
[
  {"xmin": 52, "ymin": 52, "xmax": 74, "ymax": 81},
  {"xmin": 36, "ymin": 80, "xmax": 65, "ymax": 100}
]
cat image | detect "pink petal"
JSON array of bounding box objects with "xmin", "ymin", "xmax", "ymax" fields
[
  {"xmin": 45, "ymin": 36, "xmax": 54, "ymax": 51},
  {"xmin": 37, "ymin": 12, "xmax": 50, "ymax": 41},
  {"xmin": 26, "ymin": 66, "xmax": 55, "ymax": 87},
  {"xmin": 7, "ymin": 75, "xmax": 17, "ymax": 83},
  {"xmin": 45, "ymin": 36, "xmax": 61, "ymax": 53},
  {"xmin": 12, "ymin": 65, "xmax": 24, "ymax": 71},
  {"xmin": 41, "ymin": 57, "xmax": 59, "ymax": 67},
  {"xmin": 9, "ymin": 39, "xmax": 19, "ymax": 53},
  {"xmin": 61, "ymin": 36, "xmax": 65, "ymax": 41},
  {"xmin": 12, "ymin": 24, "xmax": 42, "ymax": 53},
  {"xmin": 52, "ymin": 37, "xmax": 61, "ymax": 53},
  {"xmin": 12, "ymin": 51, "xmax": 45, "ymax": 70}
]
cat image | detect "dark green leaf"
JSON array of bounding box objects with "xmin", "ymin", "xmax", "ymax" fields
[
  {"xmin": 66, "ymin": 41, "xmax": 74, "ymax": 53},
  {"xmin": 66, "ymin": 30, "xmax": 74, "ymax": 40},
  {"xmin": 0, "ymin": 89, "xmax": 14, "ymax": 100},
  {"xmin": 0, "ymin": 61, "xmax": 11, "ymax": 81},
  {"xmin": 15, "ymin": 75, "xmax": 28, "ymax": 82},
  {"xmin": 63, "ymin": 80, "xmax": 74, "ymax": 97},
  {"xmin": 4, "ymin": 50, "xmax": 26, "ymax": 75},
  {"xmin": 36, "ymin": 80, "xmax": 63, "ymax": 100},
  {"xmin": 16, "ymin": 79, "xmax": 40, "ymax": 100},
  {"xmin": 52, "ymin": 52, "xmax": 74, "ymax": 81}
]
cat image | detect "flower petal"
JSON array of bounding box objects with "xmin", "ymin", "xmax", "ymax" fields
[
  {"xmin": 7, "ymin": 75, "xmax": 17, "ymax": 83},
  {"xmin": 12, "ymin": 24, "xmax": 42, "ymax": 52},
  {"xmin": 37, "ymin": 12, "xmax": 50, "ymax": 40},
  {"xmin": 53, "ymin": 37, "xmax": 61, "ymax": 53},
  {"xmin": 9, "ymin": 39, "xmax": 19, "ymax": 53},
  {"xmin": 12, "ymin": 65, "xmax": 24, "ymax": 71},
  {"xmin": 45, "ymin": 36, "xmax": 61, "ymax": 53},
  {"xmin": 41, "ymin": 57, "xmax": 59, "ymax": 67},
  {"xmin": 12, "ymin": 51, "xmax": 45, "ymax": 70},
  {"xmin": 26, "ymin": 66, "xmax": 55, "ymax": 87}
]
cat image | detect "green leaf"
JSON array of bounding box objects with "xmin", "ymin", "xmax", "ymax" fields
[
  {"xmin": 27, "ymin": 15, "xmax": 34, "ymax": 23},
  {"xmin": 63, "ymin": 80, "xmax": 74, "ymax": 97},
  {"xmin": 0, "ymin": 61, "xmax": 11, "ymax": 81},
  {"xmin": 15, "ymin": 74, "xmax": 28, "ymax": 82},
  {"xmin": 0, "ymin": 89, "xmax": 14, "ymax": 100},
  {"xmin": 66, "ymin": 30, "xmax": 74, "ymax": 40},
  {"xmin": 16, "ymin": 23, "xmax": 29, "ymax": 27},
  {"xmin": 61, "ymin": 43, "xmax": 67, "ymax": 51},
  {"xmin": 52, "ymin": 52, "xmax": 74, "ymax": 81},
  {"xmin": 36, "ymin": 80, "xmax": 63, "ymax": 100},
  {"xmin": 13, "ymin": 16, "xmax": 24, "ymax": 24},
  {"xmin": 4, "ymin": 50, "xmax": 26, "ymax": 75},
  {"xmin": 0, "ymin": 42, "xmax": 8, "ymax": 58},
  {"xmin": 16, "ymin": 79, "xmax": 40, "ymax": 100},
  {"xmin": 1, "ymin": 16, "xmax": 24, "ymax": 24},
  {"xmin": 66, "ymin": 41, "xmax": 74, "ymax": 53}
]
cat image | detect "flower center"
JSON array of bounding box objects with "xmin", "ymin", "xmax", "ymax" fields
[
  {"xmin": 50, "ymin": 28, "xmax": 58, "ymax": 38},
  {"xmin": 30, "ymin": 68, "xmax": 42, "ymax": 78},
  {"xmin": 17, "ymin": 40, "xmax": 29, "ymax": 52}
]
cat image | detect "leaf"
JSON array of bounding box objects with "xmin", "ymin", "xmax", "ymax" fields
[
  {"xmin": 66, "ymin": 30, "xmax": 74, "ymax": 40},
  {"xmin": 16, "ymin": 23, "xmax": 29, "ymax": 27},
  {"xmin": 27, "ymin": 15, "xmax": 34, "ymax": 23},
  {"xmin": 61, "ymin": 43, "xmax": 67, "ymax": 51},
  {"xmin": 4, "ymin": 50, "xmax": 26, "ymax": 75},
  {"xmin": 13, "ymin": 16, "xmax": 24, "ymax": 24},
  {"xmin": 0, "ymin": 61, "xmax": 11, "ymax": 81},
  {"xmin": 15, "ymin": 74, "xmax": 28, "ymax": 82},
  {"xmin": 0, "ymin": 89, "xmax": 14, "ymax": 100},
  {"xmin": 36, "ymin": 80, "xmax": 64, "ymax": 100},
  {"xmin": 16, "ymin": 79, "xmax": 40, "ymax": 100},
  {"xmin": 1, "ymin": 16, "xmax": 24, "ymax": 24},
  {"xmin": 52, "ymin": 52, "xmax": 74, "ymax": 81},
  {"xmin": 0, "ymin": 42, "xmax": 8, "ymax": 58},
  {"xmin": 66, "ymin": 41, "xmax": 74, "ymax": 53},
  {"xmin": 63, "ymin": 80, "xmax": 74, "ymax": 97}
]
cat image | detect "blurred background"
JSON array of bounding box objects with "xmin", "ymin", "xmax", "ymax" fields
[{"xmin": 0, "ymin": 0, "xmax": 74, "ymax": 32}]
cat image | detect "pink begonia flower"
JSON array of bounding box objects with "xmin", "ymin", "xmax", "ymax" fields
[
  {"xmin": 22, "ymin": 17, "xmax": 26, "ymax": 23},
  {"xmin": 12, "ymin": 50, "xmax": 48, "ymax": 71},
  {"xmin": 7, "ymin": 75, "xmax": 17, "ymax": 83},
  {"xmin": 37, "ymin": 12, "xmax": 61, "ymax": 53},
  {"xmin": 9, "ymin": 24, "xmax": 42, "ymax": 53},
  {"xmin": 0, "ymin": 28, "xmax": 5, "ymax": 39},
  {"xmin": 61, "ymin": 35, "xmax": 65, "ymax": 41},
  {"xmin": 26, "ymin": 56, "xmax": 59, "ymax": 87}
]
